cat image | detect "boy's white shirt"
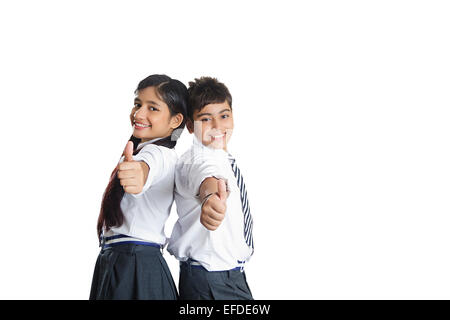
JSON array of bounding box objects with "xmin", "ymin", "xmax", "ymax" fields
[
  {"xmin": 168, "ymin": 137, "xmax": 253, "ymax": 271},
  {"xmin": 106, "ymin": 137, "xmax": 177, "ymax": 246}
]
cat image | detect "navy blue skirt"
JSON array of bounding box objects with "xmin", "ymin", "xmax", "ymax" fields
[{"xmin": 89, "ymin": 243, "xmax": 178, "ymax": 300}]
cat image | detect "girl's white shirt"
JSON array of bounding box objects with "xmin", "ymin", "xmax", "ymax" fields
[{"xmin": 106, "ymin": 137, "xmax": 178, "ymax": 246}]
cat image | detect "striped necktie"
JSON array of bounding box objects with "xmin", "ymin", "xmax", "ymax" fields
[{"xmin": 228, "ymin": 154, "xmax": 254, "ymax": 251}]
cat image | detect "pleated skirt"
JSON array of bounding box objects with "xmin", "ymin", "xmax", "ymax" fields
[{"xmin": 89, "ymin": 243, "xmax": 178, "ymax": 300}]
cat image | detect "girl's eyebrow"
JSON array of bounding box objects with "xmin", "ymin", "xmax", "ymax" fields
[
  {"xmin": 146, "ymin": 100, "xmax": 161, "ymax": 107},
  {"xmin": 134, "ymin": 98, "xmax": 160, "ymax": 107}
]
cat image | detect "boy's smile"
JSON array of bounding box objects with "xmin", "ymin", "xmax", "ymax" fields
[{"xmin": 188, "ymin": 101, "xmax": 234, "ymax": 151}]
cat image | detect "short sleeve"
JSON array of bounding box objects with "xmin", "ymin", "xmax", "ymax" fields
[{"xmin": 176, "ymin": 148, "xmax": 229, "ymax": 198}]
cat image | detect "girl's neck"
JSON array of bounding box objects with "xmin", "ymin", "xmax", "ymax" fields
[{"xmin": 137, "ymin": 136, "xmax": 164, "ymax": 150}]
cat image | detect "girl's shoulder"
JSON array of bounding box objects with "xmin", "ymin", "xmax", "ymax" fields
[{"xmin": 138, "ymin": 143, "xmax": 178, "ymax": 164}]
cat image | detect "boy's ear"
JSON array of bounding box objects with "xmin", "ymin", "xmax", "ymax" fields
[{"xmin": 186, "ymin": 118, "xmax": 194, "ymax": 134}]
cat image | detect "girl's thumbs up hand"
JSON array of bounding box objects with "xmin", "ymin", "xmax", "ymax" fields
[{"xmin": 118, "ymin": 141, "xmax": 149, "ymax": 194}]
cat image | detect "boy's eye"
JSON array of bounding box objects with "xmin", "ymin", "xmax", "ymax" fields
[
  {"xmin": 221, "ymin": 114, "xmax": 229, "ymax": 119},
  {"xmin": 201, "ymin": 118, "xmax": 211, "ymax": 122},
  {"xmin": 134, "ymin": 103, "xmax": 142, "ymax": 108},
  {"xmin": 149, "ymin": 106, "xmax": 159, "ymax": 111}
]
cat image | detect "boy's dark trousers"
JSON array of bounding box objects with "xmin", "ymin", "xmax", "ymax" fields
[{"xmin": 179, "ymin": 261, "xmax": 253, "ymax": 300}]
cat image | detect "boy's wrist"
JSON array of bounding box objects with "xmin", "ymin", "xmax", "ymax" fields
[{"xmin": 201, "ymin": 193, "xmax": 214, "ymax": 207}]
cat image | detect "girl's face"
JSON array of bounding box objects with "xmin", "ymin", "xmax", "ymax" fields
[
  {"xmin": 188, "ymin": 101, "xmax": 234, "ymax": 151},
  {"xmin": 131, "ymin": 86, "xmax": 182, "ymax": 142}
]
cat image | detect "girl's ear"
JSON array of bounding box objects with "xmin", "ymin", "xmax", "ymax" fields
[
  {"xmin": 170, "ymin": 113, "xmax": 184, "ymax": 129},
  {"xmin": 186, "ymin": 119, "xmax": 194, "ymax": 133}
]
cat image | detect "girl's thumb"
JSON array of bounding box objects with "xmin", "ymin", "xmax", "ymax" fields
[{"xmin": 123, "ymin": 141, "xmax": 134, "ymax": 162}]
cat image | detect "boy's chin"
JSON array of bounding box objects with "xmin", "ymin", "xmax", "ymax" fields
[{"xmin": 205, "ymin": 140, "xmax": 227, "ymax": 150}]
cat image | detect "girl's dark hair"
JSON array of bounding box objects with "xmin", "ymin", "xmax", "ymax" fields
[
  {"xmin": 187, "ymin": 77, "xmax": 232, "ymax": 121},
  {"xmin": 96, "ymin": 74, "xmax": 188, "ymax": 240}
]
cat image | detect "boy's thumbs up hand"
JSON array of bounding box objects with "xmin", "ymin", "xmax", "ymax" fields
[
  {"xmin": 200, "ymin": 179, "xmax": 228, "ymax": 231},
  {"xmin": 118, "ymin": 141, "xmax": 149, "ymax": 194}
]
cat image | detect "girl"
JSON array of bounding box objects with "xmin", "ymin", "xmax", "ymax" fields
[{"xmin": 89, "ymin": 74, "xmax": 188, "ymax": 300}]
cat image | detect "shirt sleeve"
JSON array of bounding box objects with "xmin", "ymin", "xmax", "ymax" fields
[
  {"xmin": 177, "ymin": 151, "xmax": 229, "ymax": 198},
  {"xmin": 127, "ymin": 144, "xmax": 165, "ymax": 197}
]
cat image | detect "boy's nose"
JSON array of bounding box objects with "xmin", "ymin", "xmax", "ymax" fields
[{"xmin": 211, "ymin": 118, "xmax": 223, "ymax": 130}]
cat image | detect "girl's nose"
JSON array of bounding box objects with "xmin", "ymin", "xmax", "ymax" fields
[{"xmin": 134, "ymin": 107, "xmax": 147, "ymax": 120}]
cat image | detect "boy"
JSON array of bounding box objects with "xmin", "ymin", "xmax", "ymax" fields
[{"xmin": 167, "ymin": 77, "xmax": 254, "ymax": 300}]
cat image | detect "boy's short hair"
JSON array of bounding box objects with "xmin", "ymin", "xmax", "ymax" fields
[{"xmin": 187, "ymin": 77, "xmax": 232, "ymax": 120}]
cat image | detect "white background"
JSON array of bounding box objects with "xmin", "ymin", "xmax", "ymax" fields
[{"xmin": 0, "ymin": 0, "xmax": 449, "ymax": 299}]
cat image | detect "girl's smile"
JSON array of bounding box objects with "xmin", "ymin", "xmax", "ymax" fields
[{"xmin": 133, "ymin": 121, "xmax": 152, "ymax": 130}]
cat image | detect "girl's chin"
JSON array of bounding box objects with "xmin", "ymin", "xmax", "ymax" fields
[
  {"xmin": 133, "ymin": 132, "xmax": 154, "ymax": 141},
  {"xmin": 133, "ymin": 128, "xmax": 149, "ymax": 136}
]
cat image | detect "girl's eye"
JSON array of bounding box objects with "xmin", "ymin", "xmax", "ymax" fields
[
  {"xmin": 149, "ymin": 106, "xmax": 158, "ymax": 111},
  {"xmin": 134, "ymin": 103, "xmax": 142, "ymax": 108},
  {"xmin": 201, "ymin": 118, "xmax": 211, "ymax": 122},
  {"xmin": 222, "ymin": 114, "xmax": 229, "ymax": 119}
]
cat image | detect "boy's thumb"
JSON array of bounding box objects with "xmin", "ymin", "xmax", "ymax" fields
[
  {"xmin": 217, "ymin": 179, "xmax": 227, "ymax": 201},
  {"xmin": 123, "ymin": 141, "xmax": 134, "ymax": 162}
]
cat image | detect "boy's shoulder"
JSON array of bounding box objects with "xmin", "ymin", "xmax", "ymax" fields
[{"xmin": 177, "ymin": 143, "xmax": 228, "ymax": 167}]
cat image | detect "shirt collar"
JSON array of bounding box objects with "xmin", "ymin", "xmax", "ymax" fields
[{"xmin": 136, "ymin": 137, "xmax": 163, "ymax": 151}]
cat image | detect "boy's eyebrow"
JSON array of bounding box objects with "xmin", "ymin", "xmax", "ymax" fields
[
  {"xmin": 196, "ymin": 108, "xmax": 231, "ymax": 117},
  {"xmin": 196, "ymin": 112, "xmax": 212, "ymax": 117}
]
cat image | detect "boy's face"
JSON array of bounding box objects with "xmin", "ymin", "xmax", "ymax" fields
[{"xmin": 188, "ymin": 101, "xmax": 234, "ymax": 151}]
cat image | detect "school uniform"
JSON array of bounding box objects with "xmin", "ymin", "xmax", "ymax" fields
[
  {"xmin": 168, "ymin": 137, "xmax": 254, "ymax": 300},
  {"xmin": 90, "ymin": 138, "xmax": 178, "ymax": 300}
]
